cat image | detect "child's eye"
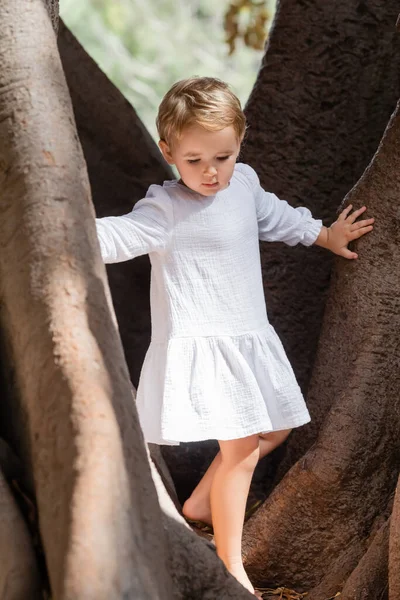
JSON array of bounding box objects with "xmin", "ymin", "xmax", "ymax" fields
[
  {"xmin": 188, "ymin": 159, "xmax": 200, "ymax": 164},
  {"xmin": 217, "ymin": 156, "xmax": 230, "ymax": 161}
]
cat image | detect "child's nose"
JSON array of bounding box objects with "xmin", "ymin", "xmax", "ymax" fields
[{"xmin": 205, "ymin": 165, "xmax": 217, "ymax": 176}]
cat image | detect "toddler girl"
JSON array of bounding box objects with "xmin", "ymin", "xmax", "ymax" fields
[{"xmin": 96, "ymin": 77, "xmax": 374, "ymax": 596}]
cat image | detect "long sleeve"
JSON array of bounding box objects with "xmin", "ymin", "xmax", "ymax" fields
[
  {"xmin": 96, "ymin": 184, "xmax": 174, "ymax": 263},
  {"xmin": 236, "ymin": 163, "xmax": 322, "ymax": 246}
]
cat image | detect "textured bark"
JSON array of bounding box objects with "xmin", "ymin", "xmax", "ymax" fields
[
  {"xmin": 163, "ymin": 0, "xmax": 400, "ymax": 505},
  {"xmin": 389, "ymin": 476, "xmax": 400, "ymax": 599},
  {"xmin": 149, "ymin": 443, "xmax": 180, "ymax": 512},
  {"xmin": 58, "ymin": 21, "xmax": 173, "ymax": 387},
  {"xmin": 0, "ymin": 1, "xmax": 173, "ymax": 597},
  {"xmin": 339, "ymin": 518, "xmax": 390, "ymax": 600},
  {"xmin": 242, "ymin": 98, "xmax": 400, "ymax": 592},
  {"xmin": 242, "ymin": 0, "xmax": 400, "ymax": 476},
  {"xmin": 44, "ymin": 0, "xmax": 59, "ymax": 33},
  {"xmin": 0, "ymin": 469, "xmax": 42, "ymax": 599}
]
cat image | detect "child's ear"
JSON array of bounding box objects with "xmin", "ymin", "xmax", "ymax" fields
[{"xmin": 158, "ymin": 140, "xmax": 174, "ymax": 165}]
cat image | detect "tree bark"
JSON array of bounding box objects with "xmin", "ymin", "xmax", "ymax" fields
[
  {"xmin": 389, "ymin": 476, "xmax": 400, "ymax": 599},
  {"xmin": 0, "ymin": 469, "xmax": 42, "ymax": 599},
  {"xmin": 242, "ymin": 97, "xmax": 400, "ymax": 593},
  {"xmin": 0, "ymin": 1, "xmax": 173, "ymax": 597},
  {"xmin": 44, "ymin": 0, "xmax": 59, "ymax": 33},
  {"xmin": 339, "ymin": 518, "xmax": 390, "ymax": 600}
]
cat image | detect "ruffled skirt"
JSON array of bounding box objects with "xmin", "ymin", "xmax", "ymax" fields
[{"xmin": 135, "ymin": 324, "xmax": 310, "ymax": 445}]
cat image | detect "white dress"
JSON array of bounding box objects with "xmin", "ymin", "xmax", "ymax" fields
[{"xmin": 96, "ymin": 163, "xmax": 322, "ymax": 445}]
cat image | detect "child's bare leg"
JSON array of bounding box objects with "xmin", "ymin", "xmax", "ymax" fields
[
  {"xmin": 183, "ymin": 429, "xmax": 291, "ymax": 524},
  {"xmin": 182, "ymin": 451, "xmax": 222, "ymax": 524},
  {"xmin": 210, "ymin": 435, "xmax": 260, "ymax": 593}
]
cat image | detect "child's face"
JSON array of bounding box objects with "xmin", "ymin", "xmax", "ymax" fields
[{"xmin": 159, "ymin": 125, "xmax": 241, "ymax": 196}]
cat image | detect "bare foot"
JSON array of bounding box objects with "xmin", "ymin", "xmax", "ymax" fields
[
  {"xmin": 227, "ymin": 562, "xmax": 256, "ymax": 595},
  {"xmin": 182, "ymin": 497, "xmax": 212, "ymax": 526}
]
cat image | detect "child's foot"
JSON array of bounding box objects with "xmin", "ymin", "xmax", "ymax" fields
[
  {"xmin": 182, "ymin": 497, "xmax": 212, "ymax": 527},
  {"xmin": 227, "ymin": 562, "xmax": 256, "ymax": 596}
]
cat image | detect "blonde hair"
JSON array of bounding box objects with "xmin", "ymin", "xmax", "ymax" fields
[{"xmin": 156, "ymin": 77, "xmax": 246, "ymax": 146}]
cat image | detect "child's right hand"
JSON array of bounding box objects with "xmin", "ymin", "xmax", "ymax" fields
[{"xmin": 316, "ymin": 204, "xmax": 375, "ymax": 259}]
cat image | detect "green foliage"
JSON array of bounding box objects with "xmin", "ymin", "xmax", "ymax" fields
[{"xmin": 60, "ymin": 0, "xmax": 276, "ymax": 141}]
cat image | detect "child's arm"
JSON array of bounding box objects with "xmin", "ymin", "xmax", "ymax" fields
[
  {"xmin": 314, "ymin": 204, "xmax": 374, "ymax": 259},
  {"xmin": 96, "ymin": 186, "xmax": 173, "ymax": 263},
  {"xmin": 237, "ymin": 163, "xmax": 322, "ymax": 246},
  {"xmin": 237, "ymin": 164, "xmax": 373, "ymax": 254}
]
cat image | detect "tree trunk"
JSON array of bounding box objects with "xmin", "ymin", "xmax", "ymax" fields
[
  {"xmin": 340, "ymin": 518, "xmax": 390, "ymax": 600},
  {"xmin": 0, "ymin": 0, "xmax": 173, "ymax": 597},
  {"xmin": 0, "ymin": 469, "xmax": 42, "ymax": 599},
  {"xmin": 243, "ymin": 97, "xmax": 400, "ymax": 596}
]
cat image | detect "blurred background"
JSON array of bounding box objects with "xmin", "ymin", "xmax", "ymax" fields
[{"xmin": 60, "ymin": 0, "xmax": 277, "ymax": 141}]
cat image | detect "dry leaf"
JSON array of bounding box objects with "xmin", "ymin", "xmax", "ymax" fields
[{"xmin": 255, "ymin": 586, "xmax": 308, "ymax": 599}]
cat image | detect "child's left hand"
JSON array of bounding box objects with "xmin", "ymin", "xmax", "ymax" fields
[{"xmin": 317, "ymin": 204, "xmax": 375, "ymax": 259}]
